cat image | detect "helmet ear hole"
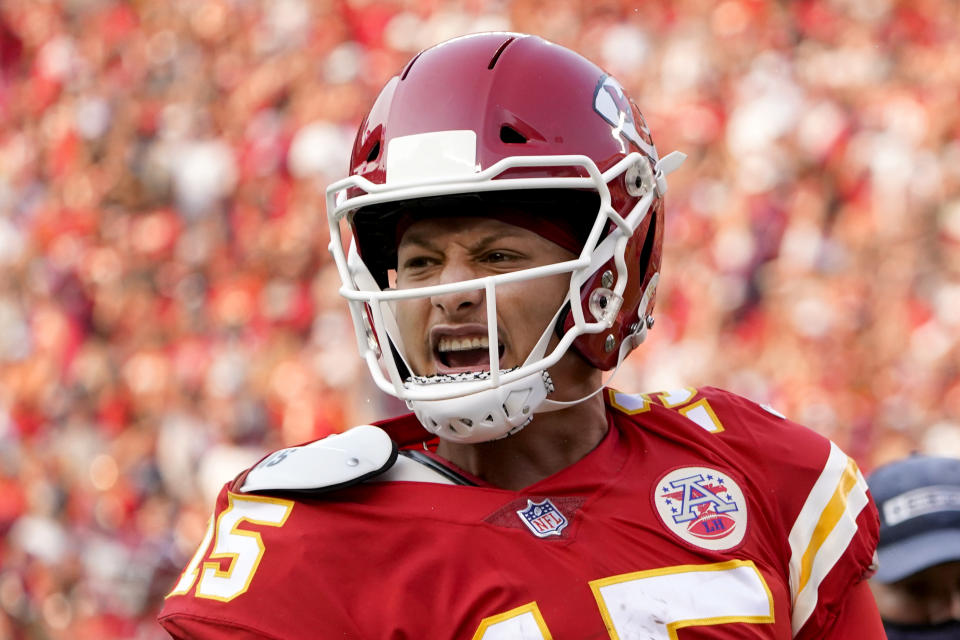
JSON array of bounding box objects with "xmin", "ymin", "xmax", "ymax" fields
[
  {"xmin": 366, "ymin": 141, "xmax": 381, "ymax": 162},
  {"xmin": 636, "ymin": 208, "xmax": 658, "ymax": 277}
]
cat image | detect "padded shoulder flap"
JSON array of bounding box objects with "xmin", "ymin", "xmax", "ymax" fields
[{"xmin": 240, "ymin": 425, "xmax": 398, "ymax": 494}]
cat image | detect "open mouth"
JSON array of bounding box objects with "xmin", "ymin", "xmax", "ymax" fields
[{"xmin": 435, "ymin": 335, "xmax": 505, "ymax": 372}]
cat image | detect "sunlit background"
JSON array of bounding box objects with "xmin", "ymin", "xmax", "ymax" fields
[{"xmin": 1, "ymin": 0, "xmax": 959, "ymax": 637}]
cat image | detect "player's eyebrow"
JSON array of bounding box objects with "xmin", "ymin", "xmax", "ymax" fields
[{"xmin": 396, "ymin": 231, "xmax": 438, "ymax": 252}]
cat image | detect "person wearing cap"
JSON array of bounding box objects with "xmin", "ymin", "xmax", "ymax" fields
[{"xmin": 869, "ymin": 455, "xmax": 960, "ymax": 639}]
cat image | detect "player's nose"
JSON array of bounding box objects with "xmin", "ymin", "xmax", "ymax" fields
[{"xmin": 429, "ymin": 260, "xmax": 485, "ymax": 316}]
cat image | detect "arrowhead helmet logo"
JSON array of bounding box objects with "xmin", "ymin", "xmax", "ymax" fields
[{"xmin": 593, "ymin": 75, "xmax": 658, "ymax": 160}]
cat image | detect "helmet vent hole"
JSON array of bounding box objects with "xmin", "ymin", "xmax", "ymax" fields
[
  {"xmin": 366, "ymin": 141, "xmax": 380, "ymax": 162},
  {"xmin": 400, "ymin": 52, "xmax": 423, "ymax": 80},
  {"xmin": 487, "ymin": 37, "xmax": 516, "ymax": 69},
  {"xmin": 500, "ymin": 125, "xmax": 527, "ymax": 144}
]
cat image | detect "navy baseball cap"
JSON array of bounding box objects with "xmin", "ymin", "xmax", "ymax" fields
[{"xmin": 868, "ymin": 455, "xmax": 960, "ymax": 583}]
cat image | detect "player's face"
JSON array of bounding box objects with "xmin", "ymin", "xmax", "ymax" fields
[
  {"xmin": 393, "ymin": 216, "xmax": 574, "ymax": 377},
  {"xmin": 869, "ymin": 561, "xmax": 960, "ymax": 625}
]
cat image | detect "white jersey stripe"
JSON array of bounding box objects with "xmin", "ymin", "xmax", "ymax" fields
[
  {"xmin": 791, "ymin": 467, "xmax": 869, "ymax": 634},
  {"xmin": 786, "ymin": 442, "xmax": 870, "ymax": 634},
  {"xmin": 787, "ymin": 443, "xmax": 848, "ymax": 595},
  {"xmin": 795, "ymin": 458, "xmax": 859, "ymax": 595}
]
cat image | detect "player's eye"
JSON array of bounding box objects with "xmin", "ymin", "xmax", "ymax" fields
[
  {"xmin": 400, "ymin": 255, "xmax": 436, "ymax": 270},
  {"xmin": 481, "ymin": 250, "xmax": 521, "ymax": 264},
  {"xmin": 902, "ymin": 580, "xmax": 934, "ymax": 600}
]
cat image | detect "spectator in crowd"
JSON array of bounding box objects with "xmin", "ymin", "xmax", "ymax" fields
[{"xmin": 868, "ymin": 455, "xmax": 960, "ymax": 639}]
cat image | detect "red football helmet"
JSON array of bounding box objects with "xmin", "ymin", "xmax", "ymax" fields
[{"xmin": 326, "ymin": 33, "xmax": 684, "ymax": 442}]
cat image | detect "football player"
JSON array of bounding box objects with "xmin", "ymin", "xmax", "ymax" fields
[{"xmin": 160, "ymin": 33, "xmax": 883, "ymax": 638}]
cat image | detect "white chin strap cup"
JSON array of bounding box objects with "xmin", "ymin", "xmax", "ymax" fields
[{"xmin": 408, "ymin": 370, "xmax": 553, "ymax": 444}]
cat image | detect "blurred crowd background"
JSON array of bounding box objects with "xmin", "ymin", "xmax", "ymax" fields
[{"xmin": 1, "ymin": 0, "xmax": 959, "ymax": 637}]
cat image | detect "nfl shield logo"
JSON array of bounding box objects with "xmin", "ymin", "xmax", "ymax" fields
[{"xmin": 516, "ymin": 498, "xmax": 568, "ymax": 538}]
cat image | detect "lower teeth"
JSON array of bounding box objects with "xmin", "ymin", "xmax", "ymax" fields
[{"xmin": 408, "ymin": 368, "xmax": 519, "ymax": 385}]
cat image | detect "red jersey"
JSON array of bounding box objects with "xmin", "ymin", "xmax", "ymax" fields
[{"xmin": 159, "ymin": 387, "xmax": 879, "ymax": 639}]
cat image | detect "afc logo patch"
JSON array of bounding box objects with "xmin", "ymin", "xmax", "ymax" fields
[
  {"xmin": 653, "ymin": 467, "xmax": 748, "ymax": 551},
  {"xmin": 516, "ymin": 498, "xmax": 568, "ymax": 538}
]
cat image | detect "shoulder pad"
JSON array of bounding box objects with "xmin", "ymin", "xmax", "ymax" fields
[{"xmin": 240, "ymin": 425, "xmax": 398, "ymax": 494}]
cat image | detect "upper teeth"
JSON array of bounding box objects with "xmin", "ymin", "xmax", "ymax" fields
[{"xmin": 438, "ymin": 336, "xmax": 489, "ymax": 352}]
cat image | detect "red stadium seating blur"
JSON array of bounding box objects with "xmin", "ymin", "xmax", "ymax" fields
[{"xmin": 1, "ymin": 1, "xmax": 959, "ymax": 637}]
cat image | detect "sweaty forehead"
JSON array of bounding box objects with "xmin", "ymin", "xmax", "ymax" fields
[{"xmin": 395, "ymin": 209, "xmax": 584, "ymax": 256}]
